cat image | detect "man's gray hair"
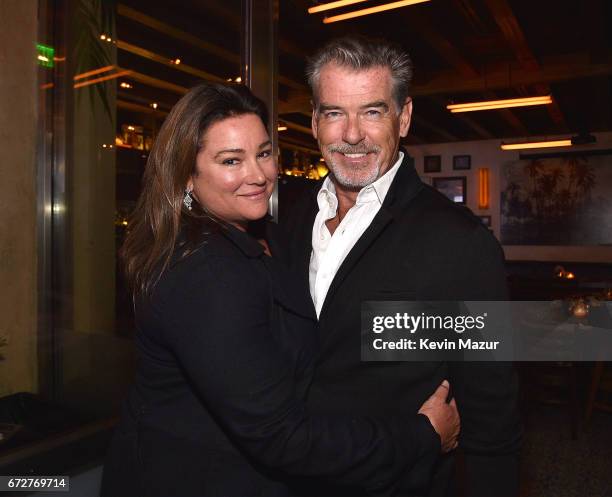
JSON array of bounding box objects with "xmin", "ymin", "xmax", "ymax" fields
[{"xmin": 306, "ymin": 36, "xmax": 413, "ymax": 112}]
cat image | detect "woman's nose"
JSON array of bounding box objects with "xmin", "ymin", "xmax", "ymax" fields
[{"xmin": 245, "ymin": 158, "xmax": 267, "ymax": 184}]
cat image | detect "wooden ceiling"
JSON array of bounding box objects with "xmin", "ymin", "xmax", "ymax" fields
[
  {"xmin": 115, "ymin": 0, "xmax": 612, "ymax": 152},
  {"xmin": 279, "ymin": 0, "xmax": 612, "ymax": 149}
]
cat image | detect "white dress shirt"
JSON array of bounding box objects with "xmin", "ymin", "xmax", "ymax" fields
[{"xmin": 309, "ymin": 152, "xmax": 404, "ymax": 317}]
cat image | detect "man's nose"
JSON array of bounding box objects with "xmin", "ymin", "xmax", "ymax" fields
[{"xmin": 342, "ymin": 115, "xmax": 365, "ymax": 145}]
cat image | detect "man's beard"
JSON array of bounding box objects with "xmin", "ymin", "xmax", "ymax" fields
[{"xmin": 323, "ymin": 143, "xmax": 382, "ymax": 190}]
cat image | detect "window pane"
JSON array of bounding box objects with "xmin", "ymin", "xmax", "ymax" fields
[{"xmin": 1, "ymin": 0, "xmax": 243, "ymax": 466}]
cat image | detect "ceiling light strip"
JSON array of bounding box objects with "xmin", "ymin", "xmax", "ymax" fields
[
  {"xmin": 308, "ymin": 0, "xmax": 370, "ymax": 14},
  {"xmin": 447, "ymin": 96, "xmax": 552, "ymax": 109},
  {"xmin": 323, "ymin": 0, "xmax": 430, "ymax": 23},
  {"xmin": 73, "ymin": 70, "xmax": 132, "ymax": 89},
  {"xmin": 73, "ymin": 65, "xmax": 115, "ymax": 81},
  {"xmin": 500, "ymin": 139, "xmax": 572, "ymax": 151},
  {"xmin": 449, "ymin": 101, "xmax": 552, "ymax": 112},
  {"xmin": 447, "ymin": 95, "xmax": 552, "ymax": 112}
]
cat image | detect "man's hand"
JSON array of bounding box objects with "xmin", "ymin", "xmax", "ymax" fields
[{"xmin": 418, "ymin": 380, "xmax": 460, "ymax": 453}]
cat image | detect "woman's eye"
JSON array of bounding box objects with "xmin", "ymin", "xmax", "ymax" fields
[{"xmin": 258, "ymin": 149, "xmax": 272, "ymax": 159}]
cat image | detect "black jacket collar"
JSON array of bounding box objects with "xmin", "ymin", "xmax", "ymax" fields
[
  {"xmin": 381, "ymin": 151, "xmax": 424, "ymax": 215},
  {"xmin": 221, "ymin": 223, "xmax": 265, "ymax": 258},
  {"xmin": 314, "ymin": 150, "xmax": 424, "ymax": 319},
  {"xmin": 306, "ymin": 149, "xmax": 423, "ymax": 214}
]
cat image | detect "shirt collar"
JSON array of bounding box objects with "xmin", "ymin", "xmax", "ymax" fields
[{"xmin": 317, "ymin": 151, "xmax": 404, "ymax": 208}]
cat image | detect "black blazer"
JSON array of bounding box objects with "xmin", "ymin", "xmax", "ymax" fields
[
  {"xmin": 280, "ymin": 153, "xmax": 523, "ymax": 497},
  {"xmin": 100, "ymin": 222, "xmax": 440, "ymax": 497}
]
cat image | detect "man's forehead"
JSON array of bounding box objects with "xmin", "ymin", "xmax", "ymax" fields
[
  {"xmin": 317, "ymin": 63, "xmax": 393, "ymax": 102},
  {"xmin": 319, "ymin": 63, "xmax": 392, "ymax": 83}
]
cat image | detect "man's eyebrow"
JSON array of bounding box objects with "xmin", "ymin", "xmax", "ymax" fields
[
  {"xmin": 317, "ymin": 102, "xmax": 390, "ymax": 112},
  {"xmin": 361, "ymin": 101, "xmax": 389, "ymax": 110},
  {"xmin": 214, "ymin": 148, "xmax": 244, "ymax": 158},
  {"xmin": 318, "ymin": 103, "xmax": 342, "ymax": 112}
]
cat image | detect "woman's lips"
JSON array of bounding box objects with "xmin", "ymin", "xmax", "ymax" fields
[{"xmin": 239, "ymin": 188, "xmax": 267, "ymax": 200}]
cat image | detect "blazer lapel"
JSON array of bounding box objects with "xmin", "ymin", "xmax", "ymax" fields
[
  {"xmin": 318, "ymin": 153, "xmax": 424, "ymax": 320},
  {"xmin": 318, "ymin": 208, "xmax": 393, "ymax": 320},
  {"xmin": 289, "ymin": 188, "xmax": 319, "ymax": 296}
]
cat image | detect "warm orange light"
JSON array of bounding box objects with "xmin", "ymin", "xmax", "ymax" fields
[
  {"xmin": 316, "ymin": 164, "xmax": 329, "ymax": 178},
  {"xmin": 478, "ymin": 168, "xmax": 489, "ymax": 210},
  {"xmin": 73, "ymin": 70, "xmax": 131, "ymax": 89},
  {"xmin": 500, "ymin": 139, "xmax": 572, "ymax": 151},
  {"xmin": 323, "ymin": 0, "xmax": 430, "ymax": 23},
  {"xmin": 566, "ymin": 272, "xmax": 575, "ymax": 280},
  {"xmin": 73, "ymin": 65, "xmax": 115, "ymax": 81},
  {"xmin": 308, "ymin": 0, "xmax": 369, "ymax": 14},
  {"xmin": 447, "ymin": 95, "xmax": 552, "ymax": 113},
  {"xmin": 277, "ymin": 126, "xmax": 288, "ymax": 131}
]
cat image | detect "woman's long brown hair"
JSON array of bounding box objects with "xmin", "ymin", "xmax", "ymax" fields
[{"xmin": 120, "ymin": 82, "xmax": 268, "ymax": 298}]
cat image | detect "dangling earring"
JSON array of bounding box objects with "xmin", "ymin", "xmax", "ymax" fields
[{"xmin": 183, "ymin": 188, "xmax": 194, "ymax": 211}]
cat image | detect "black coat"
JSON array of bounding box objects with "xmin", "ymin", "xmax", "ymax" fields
[
  {"xmin": 280, "ymin": 154, "xmax": 523, "ymax": 497},
  {"xmin": 100, "ymin": 222, "xmax": 440, "ymax": 497}
]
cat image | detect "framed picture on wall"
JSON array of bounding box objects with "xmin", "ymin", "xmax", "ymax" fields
[
  {"xmin": 453, "ymin": 155, "xmax": 471, "ymax": 170},
  {"xmin": 433, "ymin": 176, "xmax": 466, "ymax": 204},
  {"xmin": 423, "ymin": 155, "xmax": 441, "ymax": 173}
]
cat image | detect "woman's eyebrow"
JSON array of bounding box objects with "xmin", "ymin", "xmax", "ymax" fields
[{"xmin": 214, "ymin": 148, "xmax": 244, "ymax": 158}]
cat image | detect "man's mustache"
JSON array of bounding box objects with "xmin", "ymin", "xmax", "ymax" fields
[{"xmin": 326, "ymin": 144, "xmax": 381, "ymax": 154}]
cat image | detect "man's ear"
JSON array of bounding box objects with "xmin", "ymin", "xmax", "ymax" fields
[
  {"xmin": 399, "ymin": 98, "xmax": 413, "ymax": 138},
  {"xmin": 311, "ymin": 100, "xmax": 318, "ymax": 140}
]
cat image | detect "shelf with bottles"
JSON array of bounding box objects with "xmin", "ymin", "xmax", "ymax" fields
[{"xmin": 279, "ymin": 148, "xmax": 328, "ymax": 181}]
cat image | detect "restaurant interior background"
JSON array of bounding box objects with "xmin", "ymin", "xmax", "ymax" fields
[{"xmin": 1, "ymin": 0, "xmax": 611, "ymax": 495}]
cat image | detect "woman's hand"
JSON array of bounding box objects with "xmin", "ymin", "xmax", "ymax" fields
[{"xmin": 418, "ymin": 380, "xmax": 460, "ymax": 453}]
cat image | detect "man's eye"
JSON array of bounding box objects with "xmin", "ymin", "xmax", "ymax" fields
[
  {"xmin": 324, "ymin": 111, "xmax": 341, "ymax": 118},
  {"xmin": 365, "ymin": 109, "xmax": 382, "ymax": 117},
  {"xmin": 222, "ymin": 158, "xmax": 240, "ymax": 165}
]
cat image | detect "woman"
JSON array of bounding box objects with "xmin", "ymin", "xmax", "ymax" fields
[{"xmin": 101, "ymin": 82, "xmax": 458, "ymax": 497}]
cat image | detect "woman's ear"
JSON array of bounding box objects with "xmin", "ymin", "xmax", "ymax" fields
[{"xmin": 185, "ymin": 177, "xmax": 194, "ymax": 193}]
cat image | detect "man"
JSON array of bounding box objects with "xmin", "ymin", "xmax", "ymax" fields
[{"xmin": 281, "ymin": 36, "xmax": 522, "ymax": 496}]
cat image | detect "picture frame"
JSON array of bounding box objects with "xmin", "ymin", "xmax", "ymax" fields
[
  {"xmin": 453, "ymin": 154, "xmax": 471, "ymax": 170},
  {"xmin": 433, "ymin": 176, "xmax": 467, "ymax": 205},
  {"xmin": 423, "ymin": 155, "xmax": 441, "ymax": 173}
]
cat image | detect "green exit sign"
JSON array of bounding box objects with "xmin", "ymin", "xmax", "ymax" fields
[{"xmin": 37, "ymin": 43, "xmax": 54, "ymax": 68}]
